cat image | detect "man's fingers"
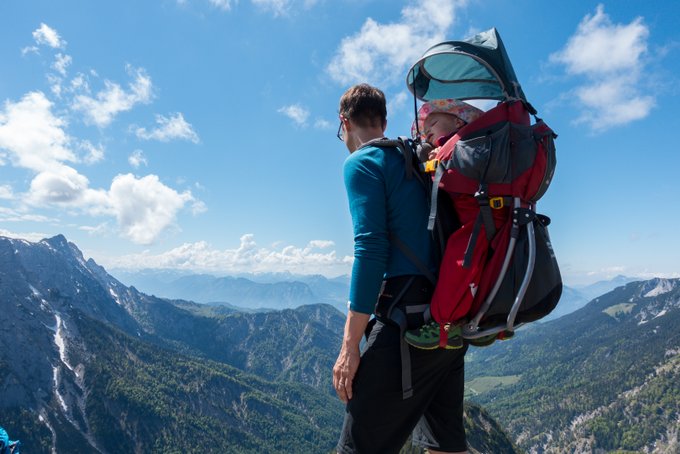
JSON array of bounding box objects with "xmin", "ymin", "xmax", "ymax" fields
[
  {"xmin": 335, "ymin": 380, "xmax": 348, "ymax": 402},
  {"xmin": 344, "ymin": 379, "xmax": 353, "ymax": 400},
  {"xmin": 333, "ymin": 374, "xmax": 353, "ymax": 403}
]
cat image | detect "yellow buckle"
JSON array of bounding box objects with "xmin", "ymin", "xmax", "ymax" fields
[
  {"xmin": 424, "ymin": 159, "xmax": 439, "ymax": 173},
  {"xmin": 490, "ymin": 197, "xmax": 504, "ymax": 209}
]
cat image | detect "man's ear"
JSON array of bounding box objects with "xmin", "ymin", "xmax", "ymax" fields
[
  {"xmin": 342, "ymin": 116, "xmax": 352, "ymax": 132},
  {"xmin": 382, "ymin": 120, "xmax": 387, "ymax": 132}
]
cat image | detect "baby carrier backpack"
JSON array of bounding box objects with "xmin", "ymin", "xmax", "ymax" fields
[{"xmin": 403, "ymin": 28, "xmax": 562, "ymax": 345}]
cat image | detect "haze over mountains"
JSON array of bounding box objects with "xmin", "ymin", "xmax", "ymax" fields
[
  {"xmin": 111, "ymin": 268, "xmax": 350, "ymax": 313},
  {"xmin": 0, "ymin": 235, "xmax": 517, "ymax": 453},
  {"xmin": 111, "ymin": 266, "xmax": 637, "ymax": 323}
]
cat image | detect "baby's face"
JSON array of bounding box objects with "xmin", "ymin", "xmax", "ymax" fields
[{"xmin": 423, "ymin": 112, "xmax": 463, "ymax": 145}]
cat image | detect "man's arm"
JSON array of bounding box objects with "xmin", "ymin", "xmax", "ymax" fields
[{"xmin": 332, "ymin": 310, "xmax": 371, "ymax": 402}]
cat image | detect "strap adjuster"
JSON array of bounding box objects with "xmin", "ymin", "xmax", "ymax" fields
[
  {"xmin": 490, "ymin": 196, "xmax": 505, "ymax": 209},
  {"xmin": 423, "ymin": 159, "xmax": 439, "ymax": 173}
]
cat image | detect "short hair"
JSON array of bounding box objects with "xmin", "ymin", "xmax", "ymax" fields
[{"xmin": 339, "ymin": 83, "xmax": 387, "ymax": 128}]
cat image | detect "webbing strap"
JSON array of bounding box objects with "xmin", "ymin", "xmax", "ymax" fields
[
  {"xmin": 364, "ymin": 137, "xmax": 421, "ymax": 184},
  {"xmin": 405, "ymin": 304, "xmax": 430, "ymax": 314},
  {"xmin": 463, "ymin": 214, "xmax": 484, "ymax": 269},
  {"xmin": 389, "ymin": 233, "xmax": 437, "ymax": 285},
  {"xmin": 389, "ymin": 308, "xmax": 414, "ymax": 399},
  {"xmin": 381, "ymin": 276, "xmax": 416, "ymax": 400},
  {"xmin": 462, "ymin": 184, "xmax": 497, "ymax": 268},
  {"xmin": 475, "ymin": 184, "xmax": 497, "ymax": 241},
  {"xmin": 428, "ymin": 165, "xmax": 445, "ymax": 232}
]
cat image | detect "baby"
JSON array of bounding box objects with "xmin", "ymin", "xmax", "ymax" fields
[
  {"xmin": 411, "ymin": 98, "xmax": 484, "ymax": 161},
  {"xmin": 405, "ymin": 99, "xmax": 485, "ymax": 350}
]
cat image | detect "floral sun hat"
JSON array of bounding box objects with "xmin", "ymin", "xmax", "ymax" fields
[{"xmin": 411, "ymin": 99, "xmax": 484, "ymax": 140}]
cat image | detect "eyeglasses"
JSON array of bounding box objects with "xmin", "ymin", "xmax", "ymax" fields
[{"xmin": 336, "ymin": 119, "xmax": 344, "ymax": 142}]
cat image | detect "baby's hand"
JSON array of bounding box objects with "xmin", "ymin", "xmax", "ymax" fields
[{"xmin": 428, "ymin": 147, "xmax": 440, "ymax": 161}]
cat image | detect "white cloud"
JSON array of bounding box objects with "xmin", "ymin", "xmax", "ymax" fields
[
  {"xmin": 0, "ymin": 91, "xmax": 75, "ymax": 172},
  {"xmin": 72, "ymin": 66, "xmax": 153, "ymax": 127},
  {"xmin": 32, "ymin": 23, "xmax": 66, "ymax": 49},
  {"xmin": 314, "ymin": 118, "xmax": 333, "ymax": 129},
  {"xmin": 26, "ymin": 165, "xmax": 95, "ymax": 205},
  {"xmin": 0, "ymin": 185, "xmax": 14, "ymax": 200},
  {"xmin": 0, "ymin": 206, "xmax": 53, "ymax": 223},
  {"xmin": 107, "ymin": 234, "xmax": 353, "ymax": 276},
  {"xmin": 0, "ymin": 91, "xmax": 198, "ymax": 244},
  {"xmin": 206, "ymin": 0, "xmax": 318, "ymax": 15},
  {"xmin": 78, "ymin": 222, "xmax": 112, "ymax": 236},
  {"xmin": 24, "ymin": 168, "xmax": 198, "ymax": 245},
  {"xmin": 47, "ymin": 74, "xmax": 63, "ymax": 97},
  {"xmin": 387, "ymin": 91, "xmax": 409, "ymax": 114},
  {"xmin": 53, "ymin": 53, "xmax": 72, "ymax": 76},
  {"xmin": 0, "ymin": 229, "xmax": 51, "ymax": 243},
  {"xmin": 251, "ymin": 0, "xmax": 291, "ymax": 16},
  {"xmin": 108, "ymin": 173, "xmax": 195, "ymax": 244},
  {"xmin": 129, "ymin": 149, "xmax": 148, "ymax": 168},
  {"xmin": 135, "ymin": 112, "xmax": 199, "ymax": 143},
  {"xmin": 327, "ymin": 0, "xmax": 465, "ymax": 86},
  {"xmin": 209, "ymin": 0, "xmax": 235, "ymax": 11},
  {"xmin": 550, "ymin": 5, "xmax": 654, "ymax": 131},
  {"xmin": 70, "ymin": 73, "xmax": 89, "ymax": 92},
  {"xmin": 278, "ymin": 104, "xmax": 309, "ymax": 126},
  {"xmin": 79, "ymin": 140, "xmax": 105, "ymax": 164},
  {"xmin": 21, "ymin": 46, "xmax": 39, "ymax": 56}
]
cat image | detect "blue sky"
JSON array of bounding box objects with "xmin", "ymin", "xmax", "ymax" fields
[{"xmin": 1, "ymin": 0, "xmax": 679, "ymax": 286}]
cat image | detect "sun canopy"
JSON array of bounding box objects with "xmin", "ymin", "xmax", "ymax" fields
[{"xmin": 406, "ymin": 28, "xmax": 528, "ymax": 105}]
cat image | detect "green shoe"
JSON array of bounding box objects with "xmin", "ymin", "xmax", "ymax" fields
[{"xmin": 405, "ymin": 322, "xmax": 463, "ymax": 350}]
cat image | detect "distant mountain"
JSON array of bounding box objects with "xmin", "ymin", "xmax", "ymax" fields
[
  {"xmin": 465, "ymin": 277, "xmax": 680, "ymax": 453},
  {"xmin": 543, "ymin": 276, "xmax": 641, "ymax": 323},
  {"xmin": 575, "ymin": 274, "xmax": 640, "ymax": 301},
  {"xmin": 0, "ymin": 235, "xmax": 346, "ymax": 452},
  {"xmin": 111, "ymin": 268, "xmax": 350, "ymax": 313},
  {"xmin": 540, "ymin": 285, "xmax": 589, "ymax": 322},
  {"xmin": 0, "ymin": 235, "xmax": 517, "ymax": 453}
]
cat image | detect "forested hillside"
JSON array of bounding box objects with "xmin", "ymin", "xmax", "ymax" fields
[{"xmin": 466, "ymin": 278, "xmax": 680, "ymax": 453}]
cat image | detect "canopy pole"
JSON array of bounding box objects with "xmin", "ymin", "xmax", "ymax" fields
[{"xmin": 411, "ymin": 66, "xmax": 421, "ymax": 140}]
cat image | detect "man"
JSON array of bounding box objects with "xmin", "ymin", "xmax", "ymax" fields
[{"xmin": 333, "ymin": 83, "xmax": 469, "ymax": 454}]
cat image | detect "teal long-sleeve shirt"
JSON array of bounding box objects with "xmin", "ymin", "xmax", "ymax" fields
[{"xmin": 343, "ymin": 143, "xmax": 435, "ymax": 314}]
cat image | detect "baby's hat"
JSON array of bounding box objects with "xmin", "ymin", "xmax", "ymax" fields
[{"xmin": 411, "ymin": 99, "xmax": 484, "ymax": 139}]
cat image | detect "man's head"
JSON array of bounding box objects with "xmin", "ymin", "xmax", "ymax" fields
[
  {"xmin": 411, "ymin": 99, "xmax": 484, "ymax": 146},
  {"xmin": 338, "ymin": 83, "xmax": 387, "ymax": 152}
]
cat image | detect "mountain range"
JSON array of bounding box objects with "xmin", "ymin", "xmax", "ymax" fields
[
  {"xmin": 541, "ymin": 275, "xmax": 640, "ymax": 322},
  {"xmin": 465, "ymin": 277, "xmax": 680, "ymax": 453},
  {"xmin": 0, "ymin": 235, "xmax": 517, "ymax": 453},
  {"xmin": 111, "ymin": 268, "xmax": 640, "ymax": 326},
  {"xmin": 110, "ymin": 268, "xmax": 350, "ymax": 313}
]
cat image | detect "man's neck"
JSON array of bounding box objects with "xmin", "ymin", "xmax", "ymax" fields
[{"xmin": 349, "ymin": 127, "xmax": 385, "ymax": 152}]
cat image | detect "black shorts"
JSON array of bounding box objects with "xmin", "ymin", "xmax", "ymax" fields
[{"xmin": 337, "ymin": 277, "xmax": 468, "ymax": 454}]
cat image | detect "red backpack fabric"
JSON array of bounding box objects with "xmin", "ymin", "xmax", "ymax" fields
[{"xmin": 423, "ymin": 100, "xmax": 561, "ymax": 344}]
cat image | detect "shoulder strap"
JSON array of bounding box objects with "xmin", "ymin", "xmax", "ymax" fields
[
  {"xmin": 369, "ymin": 137, "xmax": 439, "ymax": 284},
  {"xmin": 389, "ymin": 233, "xmax": 437, "ymax": 285}
]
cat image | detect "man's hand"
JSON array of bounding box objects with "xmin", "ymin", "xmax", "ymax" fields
[
  {"xmin": 332, "ymin": 309, "xmax": 371, "ymax": 403},
  {"xmin": 333, "ymin": 344, "xmax": 361, "ymax": 402}
]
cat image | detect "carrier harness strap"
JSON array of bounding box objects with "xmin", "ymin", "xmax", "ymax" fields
[
  {"xmin": 363, "ymin": 137, "xmax": 416, "ymax": 181},
  {"xmin": 463, "ymin": 183, "xmax": 495, "ymax": 268},
  {"xmin": 389, "ymin": 232, "xmax": 437, "ymax": 286},
  {"xmin": 428, "ymin": 164, "xmax": 445, "ymax": 232},
  {"xmin": 387, "ymin": 234, "xmax": 436, "ymax": 400},
  {"xmin": 381, "ymin": 275, "xmax": 417, "ymax": 400}
]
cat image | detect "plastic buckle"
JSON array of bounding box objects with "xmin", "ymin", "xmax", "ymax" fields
[
  {"xmin": 424, "ymin": 159, "xmax": 439, "ymax": 173},
  {"xmin": 489, "ymin": 197, "xmax": 504, "ymax": 209}
]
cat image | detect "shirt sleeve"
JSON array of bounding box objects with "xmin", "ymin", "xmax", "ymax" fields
[{"xmin": 343, "ymin": 150, "xmax": 390, "ymax": 314}]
